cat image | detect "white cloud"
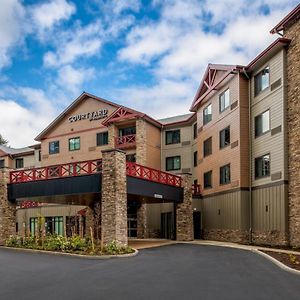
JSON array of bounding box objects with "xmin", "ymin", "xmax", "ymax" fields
[
  {"xmin": 57, "ymin": 65, "xmax": 95, "ymax": 94},
  {"xmin": 0, "ymin": 0, "xmax": 26, "ymax": 69},
  {"xmin": 0, "ymin": 88, "xmax": 57, "ymax": 147},
  {"xmin": 116, "ymin": 0, "xmax": 298, "ymax": 113},
  {"xmin": 111, "ymin": 79, "xmax": 196, "ymax": 119},
  {"xmin": 31, "ymin": 0, "xmax": 76, "ymax": 31},
  {"xmin": 43, "ymin": 21, "xmax": 103, "ymax": 68}
]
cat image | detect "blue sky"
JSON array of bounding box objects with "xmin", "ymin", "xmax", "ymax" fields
[{"xmin": 0, "ymin": 0, "xmax": 298, "ymax": 147}]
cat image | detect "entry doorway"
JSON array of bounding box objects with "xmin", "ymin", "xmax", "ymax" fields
[
  {"xmin": 193, "ymin": 211, "xmax": 202, "ymax": 239},
  {"xmin": 161, "ymin": 212, "xmax": 173, "ymax": 239},
  {"xmin": 127, "ymin": 205, "xmax": 138, "ymax": 238}
]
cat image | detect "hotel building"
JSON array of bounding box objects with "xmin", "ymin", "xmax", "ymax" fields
[{"xmin": 0, "ymin": 4, "xmax": 300, "ymax": 247}]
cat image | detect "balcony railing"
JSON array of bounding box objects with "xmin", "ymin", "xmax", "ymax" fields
[
  {"xmin": 10, "ymin": 159, "xmax": 102, "ymax": 183},
  {"xmin": 126, "ymin": 162, "xmax": 182, "ymax": 187},
  {"xmin": 9, "ymin": 159, "xmax": 201, "ymax": 195},
  {"xmin": 115, "ymin": 134, "xmax": 136, "ymax": 149}
]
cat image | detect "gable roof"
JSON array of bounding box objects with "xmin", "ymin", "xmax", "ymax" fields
[
  {"xmin": 158, "ymin": 113, "xmax": 196, "ymax": 127},
  {"xmin": 190, "ymin": 64, "xmax": 244, "ymax": 111},
  {"xmin": 35, "ymin": 92, "xmax": 122, "ymax": 141},
  {"xmin": 0, "ymin": 145, "xmax": 35, "ymax": 157},
  {"xmin": 270, "ymin": 3, "xmax": 300, "ymax": 34},
  {"xmin": 246, "ymin": 38, "xmax": 291, "ymax": 72}
]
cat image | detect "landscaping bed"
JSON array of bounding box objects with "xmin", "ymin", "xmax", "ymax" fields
[
  {"xmin": 5, "ymin": 235, "xmax": 134, "ymax": 256},
  {"xmin": 261, "ymin": 250, "xmax": 300, "ymax": 271}
]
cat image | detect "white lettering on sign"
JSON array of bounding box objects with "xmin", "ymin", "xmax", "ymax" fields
[
  {"xmin": 68, "ymin": 109, "xmax": 108, "ymax": 123},
  {"xmin": 154, "ymin": 194, "xmax": 163, "ymax": 199}
]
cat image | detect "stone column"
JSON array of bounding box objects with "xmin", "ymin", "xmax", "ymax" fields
[
  {"xmin": 108, "ymin": 124, "xmax": 117, "ymax": 148},
  {"xmin": 284, "ymin": 18, "xmax": 300, "ymax": 247},
  {"xmin": 176, "ymin": 174, "xmax": 193, "ymax": 241},
  {"xmin": 0, "ymin": 168, "xmax": 16, "ymax": 245},
  {"xmin": 101, "ymin": 149, "xmax": 128, "ymax": 246},
  {"xmin": 136, "ymin": 118, "xmax": 147, "ymax": 165},
  {"xmin": 85, "ymin": 206, "xmax": 94, "ymax": 238},
  {"xmin": 137, "ymin": 199, "xmax": 147, "ymax": 239}
]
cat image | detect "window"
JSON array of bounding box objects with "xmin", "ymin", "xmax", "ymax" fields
[
  {"xmin": 193, "ymin": 123, "xmax": 198, "ymax": 139},
  {"xmin": 126, "ymin": 154, "xmax": 136, "ymax": 162},
  {"xmin": 255, "ymin": 110, "xmax": 270, "ymax": 137},
  {"xmin": 97, "ymin": 132, "xmax": 108, "ymax": 146},
  {"xmin": 49, "ymin": 141, "xmax": 59, "ymax": 154},
  {"xmin": 38, "ymin": 150, "xmax": 41, "ymax": 161},
  {"xmin": 30, "ymin": 217, "xmax": 37, "ymax": 236},
  {"xmin": 119, "ymin": 127, "xmax": 136, "ymax": 136},
  {"xmin": 219, "ymin": 89, "xmax": 230, "ymax": 112},
  {"xmin": 220, "ymin": 126, "xmax": 230, "ymax": 149},
  {"xmin": 203, "ymin": 104, "xmax": 212, "ymax": 125},
  {"xmin": 255, "ymin": 154, "xmax": 270, "ymax": 179},
  {"xmin": 69, "ymin": 137, "xmax": 80, "ymax": 151},
  {"xmin": 203, "ymin": 137, "xmax": 212, "ymax": 157},
  {"xmin": 45, "ymin": 216, "xmax": 64, "ymax": 236},
  {"xmin": 54, "ymin": 217, "xmax": 64, "ymax": 235},
  {"xmin": 0, "ymin": 159, "xmax": 4, "ymax": 168},
  {"xmin": 204, "ymin": 171, "xmax": 212, "ymax": 189},
  {"xmin": 193, "ymin": 151, "xmax": 198, "ymax": 167},
  {"xmin": 166, "ymin": 130, "xmax": 180, "ymax": 145},
  {"xmin": 220, "ymin": 164, "xmax": 230, "ymax": 185},
  {"xmin": 15, "ymin": 158, "xmax": 24, "ymax": 169},
  {"xmin": 255, "ymin": 67, "xmax": 269, "ymax": 96},
  {"xmin": 166, "ymin": 156, "xmax": 181, "ymax": 171}
]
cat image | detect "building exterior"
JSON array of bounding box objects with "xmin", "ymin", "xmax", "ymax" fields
[{"xmin": 0, "ymin": 4, "xmax": 300, "ymax": 247}]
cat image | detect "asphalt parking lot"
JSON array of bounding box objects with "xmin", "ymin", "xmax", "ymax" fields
[{"xmin": 0, "ymin": 244, "xmax": 299, "ymax": 300}]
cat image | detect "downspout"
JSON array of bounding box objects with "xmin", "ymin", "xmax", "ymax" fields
[{"xmin": 243, "ymin": 68, "xmax": 252, "ymax": 244}]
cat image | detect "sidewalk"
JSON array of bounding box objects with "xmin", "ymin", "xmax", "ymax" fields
[{"xmin": 184, "ymin": 240, "xmax": 300, "ymax": 255}]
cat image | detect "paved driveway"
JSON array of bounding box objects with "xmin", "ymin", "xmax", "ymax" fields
[{"xmin": 0, "ymin": 244, "xmax": 299, "ymax": 300}]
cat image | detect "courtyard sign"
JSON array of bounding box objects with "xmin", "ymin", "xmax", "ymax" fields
[{"xmin": 69, "ymin": 109, "xmax": 108, "ymax": 122}]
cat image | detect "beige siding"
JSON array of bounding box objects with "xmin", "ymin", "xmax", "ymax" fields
[
  {"xmin": 161, "ymin": 125, "xmax": 193, "ymax": 175},
  {"xmin": 251, "ymin": 49, "xmax": 287, "ymax": 187},
  {"xmin": 252, "ymin": 183, "xmax": 288, "ymax": 232},
  {"xmin": 201, "ymin": 190, "xmax": 249, "ymax": 230}
]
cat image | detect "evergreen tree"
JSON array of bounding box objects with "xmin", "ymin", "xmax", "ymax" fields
[{"xmin": 0, "ymin": 134, "xmax": 8, "ymax": 145}]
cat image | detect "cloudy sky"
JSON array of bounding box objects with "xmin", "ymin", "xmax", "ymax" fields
[{"xmin": 0, "ymin": 0, "xmax": 298, "ymax": 147}]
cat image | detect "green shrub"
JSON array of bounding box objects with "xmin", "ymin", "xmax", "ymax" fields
[
  {"xmin": 5, "ymin": 235, "xmax": 19, "ymax": 247},
  {"xmin": 69, "ymin": 235, "xmax": 88, "ymax": 251},
  {"xmin": 104, "ymin": 240, "xmax": 133, "ymax": 255}
]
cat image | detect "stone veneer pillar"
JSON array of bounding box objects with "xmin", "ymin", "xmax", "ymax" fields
[
  {"xmin": 108, "ymin": 124, "xmax": 117, "ymax": 148},
  {"xmin": 0, "ymin": 168, "xmax": 16, "ymax": 245},
  {"xmin": 137, "ymin": 199, "xmax": 147, "ymax": 238},
  {"xmin": 284, "ymin": 18, "xmax": 300, "ymax": 247},
  {"xmin": 176, "ymin": 174, "xmax": 193, "ymax": 241},
  {"xmin": 101, "ymin": 149, "xmax": 128, "ymax": 246},
  {"xmin": 135, "ymin": 118, "xmax": 147, "ymax": 165},
  {"xmin": 84, "ymin": 206, "xmax": 94, "ymax": 238}
]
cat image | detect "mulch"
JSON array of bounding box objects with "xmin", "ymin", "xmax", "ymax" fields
[{"xmin": 261, "ymin": 250, "xmax": 300, "ymax": 271}]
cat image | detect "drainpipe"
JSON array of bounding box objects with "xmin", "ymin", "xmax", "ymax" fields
[{"xmin": 243, "ymin": 68, "xmax": 253, "ymax": 244}]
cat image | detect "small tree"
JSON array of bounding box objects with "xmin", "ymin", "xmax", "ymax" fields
[{"xmin": 0, "ymin": 134, "xmax": 8, "ymax": 145}]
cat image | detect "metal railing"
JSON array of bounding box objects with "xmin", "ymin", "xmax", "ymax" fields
[
  {"xmin": 115, "ymin": 134, "xmax": 136, "ymax": 148},
  {"xmin": 10, "ymin": 159, "xmax": 102, "ymax": 183},
  {"xmin": 126, "ymin": 162, "xmax": 182, "ymax": 187}
]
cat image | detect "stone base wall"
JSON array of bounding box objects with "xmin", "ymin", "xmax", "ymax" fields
[
  {"xmin": 251, "ymin": 230, "xmax": 289, "ymax": 247},
  {"xmin": 203, "ymin": 229, "xmax": 249, "ymax": 244},
  {"xmin": 0, "ymin": 168, "xmax": 16, "ymax": 245}
]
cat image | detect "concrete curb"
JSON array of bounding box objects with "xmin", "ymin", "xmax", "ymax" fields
[
  {"xmin": 180, "ymin": 241, "xmax": 300, "ymax": 276},
  {"xmin": 254, "ymin": 249, "xmax": 300, "ymax": 276},
  {"xmin": 0, "ymin": 246, "xmax": 139, "ymax": 260}
]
